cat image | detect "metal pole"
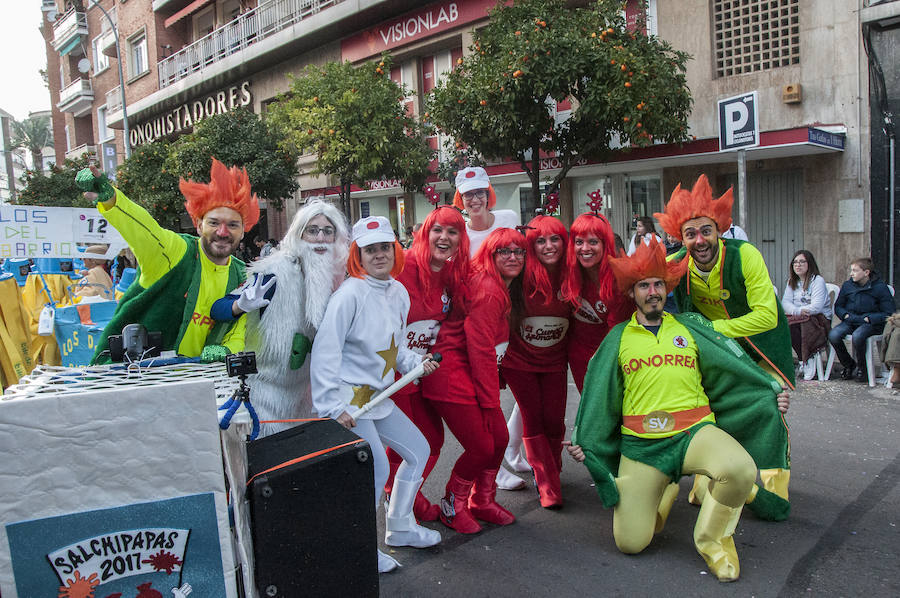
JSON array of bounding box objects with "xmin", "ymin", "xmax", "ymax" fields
[
  {"xmin": 737, "ymin": 149, "xmax": 747, "ymax": 229},
  {"xmin": 91, "ymin": 1, "xmax": 131, "ymax": 159},
  {"xmin": 889, "ymin": 134, "xmax": 895, "ymax": 287}
]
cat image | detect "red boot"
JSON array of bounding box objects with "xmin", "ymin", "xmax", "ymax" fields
[
  {"xmin": 439, "ymin": 473, "xmax": 482, "ymax": 534},
  {"xmin": 546, "ymin": 434, "xmax": 564, "ymax": 473},
  {"xmin": 523, "ymin": 435, "xmax": 563, "ymax": 509},
  {"xmin": 414, "ymin": 492, "xmax": 440, "ymax": 522},
  {"xmin": 469, "ymin": 469, "xmax": 516, "ymax": 525}
]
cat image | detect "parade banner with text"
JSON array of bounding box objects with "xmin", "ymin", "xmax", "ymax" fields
[{"xmin": 0, "ymin": 205, "xmax": 126, "ymax": 259}]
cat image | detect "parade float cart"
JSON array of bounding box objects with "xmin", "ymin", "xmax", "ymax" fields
[{"xmin": 0, "ymin": 361, "xmax": 257, "ymax": 598}]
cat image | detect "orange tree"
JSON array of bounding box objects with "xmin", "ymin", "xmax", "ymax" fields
[
  {"xmin": 428, "ymin": 0, "xmax": 692, "ymax": 204},
  {"xmin": 267, "ymin": 54, "xmax": 433, "ymax": 216}
]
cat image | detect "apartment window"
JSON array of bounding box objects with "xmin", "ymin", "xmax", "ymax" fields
[
  {"xmin": 64, "ymin": 125, "xmax": 71, "ymax": 152},
  {"xmin": 193, "ymin": 5, "xmax": 216, "ymax": 41},
  {"xmin": 92, "ymin": 35, "xmax": 109, "ymax": 73},
  {"xmin": 128, "ymin": 30, "xmax": 149, "ymax": 79},
  {"xmin": 713, "ymin": 0, "xmax": 800, "ymax": 77},
  {"xmin": 97, "ymin": 106, "xmax": 113, "ymax": 142}
]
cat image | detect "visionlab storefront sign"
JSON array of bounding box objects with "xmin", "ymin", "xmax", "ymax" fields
[
  {"xmin": 129, "ymin": 81, "xmax": 252, "ymax": 148},
  {"xmin": 341, "ymin": 0, "xmax": 498, "ymax": 61}
]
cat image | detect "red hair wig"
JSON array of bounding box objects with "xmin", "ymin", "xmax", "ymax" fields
[
  {"xmin": 470, "ymin": 227, "xmax": 527, "ymax": 312},
  {"xmin": 410, "ymin": 205, "xmax": 470, "ymax": 296},
  {"xmin": 608, "ymin": 237, "xmax": 688, "ymax": 294},
  {"xmin": 346, "ymin": 240, "xmax": 406, "ymax": 279},
  {"xmin": 452, "ymin": 185, "xmax": 497, "ymax": 211},
  {"xmin": 561, "ymin": 213, "xmax": 619, "ymax": 309},
  {"xmin": 180, "ymin": 158, "xmax": 260, "ymax": 232},
  {"xmin": 523, "ymin": 215, "xmax": 568, "ymax": 304},
  {"xmin": 654, "ymin": 174, "xmax": 733, "ymax": 241}
]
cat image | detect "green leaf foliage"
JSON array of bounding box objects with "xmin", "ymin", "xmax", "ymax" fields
[
  {"xmin": 116, "ymin": 140, "xmax": 183, "ymax": 230},
  {"xmin": 428, "ymin": 0, "xmax": 692, "ymax": 200},
  {"xmin": 166, "ymin": 108, "xmax": 299, "ymax": 212},
  {"xmin": 15, "ymin": 154, "xmax": 95, "ymax": 208},
  {"xmin": 267, "ymin": 54, "xmax": 434, "ymax": 213}
]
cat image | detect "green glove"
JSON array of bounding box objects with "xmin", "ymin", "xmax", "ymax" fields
[
  {"xmin": 201, "ymin": 344, "xmax": 229, "ymax": 363},
  {"xmin": 75, "ymin": 168, "xmax": 116, "ymax": 203},
  {"xmin": 290, "ymin": 333, "xmax": 312, "ymax": 370}
]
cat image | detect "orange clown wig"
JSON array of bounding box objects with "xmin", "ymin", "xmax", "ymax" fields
[
  {"xmin": 180, "ymin": 158, "xmax": 260, "ymax": 232},
  {"xmin": 653, "ymin": 174, "xmax": 733, "ymax": 241},
  {"xmin": 608, "ymin": 237, "xmax": 688, "ymax": 294}
]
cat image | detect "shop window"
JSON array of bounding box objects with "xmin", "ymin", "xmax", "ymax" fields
[
  {"xmin": 713, "ymin": 0, "xmax": 800, "ymax": 77},
  {"xmin": 627, "ymin": 174, "xmax": 662, "ymax": 227},
  {"xmin": 519, "ymin": 183, "xmax": 548, "ymax": 224}
]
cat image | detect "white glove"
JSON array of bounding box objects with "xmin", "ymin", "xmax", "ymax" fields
[
  {"xmin": 172, "ymin": 583, "xmax": 192, "ymax": 597},
  {"xmin": 235, "ymin": 274, "xmax": 276, "ymax": 314}
]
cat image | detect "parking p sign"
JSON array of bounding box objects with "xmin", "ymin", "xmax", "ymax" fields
[{"xmin": 718, "ymin": 91, "xmax": 759, "ymax": 151}]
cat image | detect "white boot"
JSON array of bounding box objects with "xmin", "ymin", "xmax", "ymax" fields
[
  {"xmin": 495, "ymin": 466, "xmax": 526, "ymax": 490},
  {"xmin": 504, "ymin": 405, "xmax": 531, "ymax": 472},
  {"xmin": 377, "ymin": 549, "xmax": 400, "ymax": 573},
  {"xmin": 802, "ymin": 355, "xmax": 818, "ymax": 380},
  {"xmin": 385, "ymin": 478, "xmax": 441, "ymax": 548}
]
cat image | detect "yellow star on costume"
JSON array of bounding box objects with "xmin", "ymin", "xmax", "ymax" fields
[
  {"xmin": 376, "ymin": 336, "xmax": 399, "ymax": 378},
  {"xmin": 351, "ymin": 385, "xmax": 376, "ymax": 408}
]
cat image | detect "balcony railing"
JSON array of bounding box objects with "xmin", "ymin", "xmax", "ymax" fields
[
  {"xmin": 51, "ymin": 8, "xmax": 88, "ymax": 55},
  {"xmin": 58, "ymin": 78, "xmax": 94, "ymax": 117},
  {"xmin": 158, "ymin": 0, "xmax": 342, "ymax": 89},
  {"xmin": 99, "ymin": 27, "xmax": 118, "ymax": 58},
  {"xmin": 106, "ymin": 86, "xmax": 123, "ymax": 120},
  {"xmin": 66, "ymin": 144, "xmax": 97, "ymax": 162}
]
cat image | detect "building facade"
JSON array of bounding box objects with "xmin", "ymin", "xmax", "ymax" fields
[{"xmin": 40, "ymin": 0, "xmax": 897, "ymax": 287}]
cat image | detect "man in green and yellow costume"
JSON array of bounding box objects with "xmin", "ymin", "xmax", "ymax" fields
[
  {"xmin": 567, "ymin": 239, "xmax": 790, "ymax": 582},
  {"xmin": 76, "ymin": 159, "xmax": 256, "ymax": 364},
  {"xmin": 654, "ymin": 174, "xmax": 793, "ymax": 506}
]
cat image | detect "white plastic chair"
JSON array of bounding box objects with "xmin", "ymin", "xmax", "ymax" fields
[
  {"xmin": 813, "ymin": 283, "xmax": 841, "ymax": 381},
  {"xmin": 824, "ymin": 284, "xmax": 895, "ymax": 386}
]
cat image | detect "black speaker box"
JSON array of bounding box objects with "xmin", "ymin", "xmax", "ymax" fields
[{"xmin": 247, "ymin": 419, "xmax": 378, "ymax": 597}]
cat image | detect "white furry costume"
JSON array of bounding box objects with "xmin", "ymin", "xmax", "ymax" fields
[{"xmin": 236, "ymin": 200, "xmax": 349, "ymax": 437}]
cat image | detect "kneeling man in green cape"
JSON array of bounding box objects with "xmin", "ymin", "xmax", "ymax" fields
[{"xmin": 566, "ymin": 239, "xmax": 790, "ymax": 582}]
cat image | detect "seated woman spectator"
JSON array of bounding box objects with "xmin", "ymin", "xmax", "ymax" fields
[
  {"xmin": 781, "ymin": 250, "xmax": 831, "ymax": 380},
  {"xmin": 828, "ymin": 257, "xmax": 896, "ymax": 383},
  {"xmin": 880, "ymin": 311, "xmax": 900, "ymax": 391},
  {"xmin": 626, "ymin": 217, "xmax": 662, "ymax": 256}
]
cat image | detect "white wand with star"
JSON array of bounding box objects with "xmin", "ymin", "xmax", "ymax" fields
[{"xmin": 349, "ymin": 353, "xmax": 442, "ymax": 420}]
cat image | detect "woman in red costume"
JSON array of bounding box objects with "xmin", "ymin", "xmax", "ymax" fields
[
  {"xmin": 562, "ymin": 212, "xmax": 630, "ymax": 392},
  {"xmin": 384, "ymin": 206, "xmax": 470, "ymax": 521},
  {"xmin": 423, "ymin": 228, "xmax": 526, "ymax": 534},
  {"xmin": 500, "ymin": 216, "xmax": 571, "ymax": 508}
]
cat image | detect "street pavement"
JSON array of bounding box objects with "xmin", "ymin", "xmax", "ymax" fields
[{"xmin": 378, "ymin": 375, "xmax": 900, "ymax": 597}]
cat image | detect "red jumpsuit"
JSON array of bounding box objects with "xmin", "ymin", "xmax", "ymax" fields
[
  {"xmin": 568, "ymin": 282, "xmax": 629, "ymax": 392},
  {"xmin": 421, "ymin": 272, "xmax": 510, "ymax": 481},
  {"xmin": 385, "ymin": 257, "xmax": 450, "ymax": 518}
]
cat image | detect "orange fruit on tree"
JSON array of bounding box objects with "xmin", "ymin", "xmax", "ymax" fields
[
  {"xmin": 624, "ymin": 81, "xmax": 632, "ymax": 88},
  {"xmin": 480, "ymin": 100, "xmax": 487, "ymax": 106},
  {"xmin": 513, "ymin": 69, "xmax": 523, "ymax": 78}
]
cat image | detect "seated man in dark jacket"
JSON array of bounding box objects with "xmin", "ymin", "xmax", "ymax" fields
[{"xmin": 828, "ymin": 257, "xmax": 896, "ymax": 382}]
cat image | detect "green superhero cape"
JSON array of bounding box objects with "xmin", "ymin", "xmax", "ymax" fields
[
  {"xmin": 92, "ymin": 235, "xmax": 245, "ymax": 364},
  {"xmin": 571, "ymin": 312, "xmax": 790, "ymax": 509}
]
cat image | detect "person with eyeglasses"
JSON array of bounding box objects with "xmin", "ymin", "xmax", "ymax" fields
[
  {"xmin": 211, "ymin": 200, "xmax": 350, "ymax": 438},
  {"xmin": 499, "ymin": 216, "xmax": 572, "ymax": 509},
  {"xmin": 452, "ymin": 166, "xmax": 529, "ymax": 489},
  {"xmin": 77, "ymin": 159, "xmax": 257, "ymax": 364},
  {"xmin": 422, "ymin": 228, "xmax": 526, "ymax": 534},
  {"xmin": 782, "ymin": 250, "xmax": 831, "ymax": 381}
]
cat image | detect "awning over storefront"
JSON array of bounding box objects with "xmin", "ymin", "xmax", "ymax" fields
[
  {"xmin": 164, "ymin": 0, "xmax": 213, "ymax": 28},
  {"xmin": 300, "ymin": 125, "xmax": 846, "ymax": 198}
]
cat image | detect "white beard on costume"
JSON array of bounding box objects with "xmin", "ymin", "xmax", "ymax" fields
[
  {"xmin": 297, "ymin": 240, "xmax": 343, "ymax": 330},
  {"xmin": 245, "ymin": 241, "xmax": 344, "ymax": 438}
]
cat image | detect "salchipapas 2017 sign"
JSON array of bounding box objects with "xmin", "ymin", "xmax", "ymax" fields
[
  {"xmin": 717, "ymin": 91, "xmax": 760, "ymax": 151},
  {"xmin": 5, "ymin": 493, "xmax": 227, "ymax": 597}
]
